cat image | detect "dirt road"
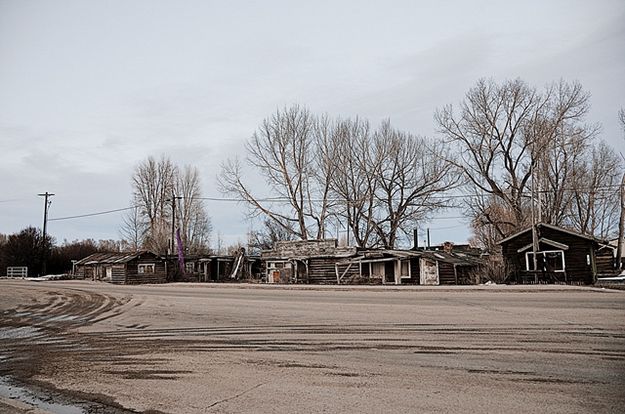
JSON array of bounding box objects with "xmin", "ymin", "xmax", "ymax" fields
[{"xmin": 1, "ymin": 280, "xmax": 624, "ymax": 413}]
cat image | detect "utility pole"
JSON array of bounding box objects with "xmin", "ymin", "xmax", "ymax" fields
[
  {"xmin": 38, "ymin": 192, "xmax": 54, "ymax": 276},
  {"xmin": 530, "ymin": 141, "xmax": 540, "ymax": 284},
  {"xmin": 168, "ymin": 194, "xmax": 182, "ymax": 256}
]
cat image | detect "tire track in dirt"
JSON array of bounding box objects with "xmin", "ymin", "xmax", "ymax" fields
[{"xmin": 2, "ymin": 284, "xmax": 624, "ymax": 412}]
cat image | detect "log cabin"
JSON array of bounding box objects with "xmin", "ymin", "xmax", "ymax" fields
[
  {"xmin": 498, "ymin": 223, "xmax": 616, "ymax": 284},
  {"xmin": 74, "ymin": 251, "xmax": 167, "ymax": 284},
  {"xmin": 261, "ymin": 239, "xmax": 483, "ymax": 285}
]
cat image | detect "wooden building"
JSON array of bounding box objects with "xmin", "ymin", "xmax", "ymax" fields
[
  {"xmin": 192, "ymin": 254, "xmax": 261, "ymax": 282},
  {"xmin": 336, "ymin": 249, "xmax": 482, "ymax": 285},
  {"xmin": 74, "ymin": 251, "xmax": 167, "ymax": 285},
  {"xmin": 261, "ymin": 239, "xmax": 358, "ymax": 284},
  {"xmin": 499, "ymin": 223, "xmax": 615, "ymax": 284},
  {"xmin": 261, "ymin": 239, "xmax": 483, "ymax": 285}
]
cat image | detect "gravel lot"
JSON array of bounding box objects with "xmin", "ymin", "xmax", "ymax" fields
[{"xmin": 1, "ymin": 280, "xmax": 624, "ymax": 413}]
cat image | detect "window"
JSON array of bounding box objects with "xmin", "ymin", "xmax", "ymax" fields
[
  {"xmin": 185, "ymin": 262, "xmax": 195, "ymax": 272},
  {"xmin": 370, "ymin": 262, "xmax": 385, "ymax": 278},
  {"xmin": 400, "ymin": 260, "xmax": 411, "ymax": 278},
  {"xmin": 138, "ymin": 263, "xmax": 155, "ymax": 274},
  {"xmin": 525, "ymin": 251, "xmax": 565, "ymax": 272},
  {"xmin": 269, "ymin": 261, "xmax": 290, "ymax": 269}
]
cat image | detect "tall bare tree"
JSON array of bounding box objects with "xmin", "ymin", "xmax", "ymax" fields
[
  {"xmin": 221, "ymin": 107, "xmax": 456, "ymax": 248},
  {"xmin": 122, "ymin": 156, "xmax": 212, "ymax": 254},
  {"xmin": 568, "ymin": 141, "xmax": 621, "ymax": 238},
  {"xmin": 534, "ymin": 80, "xmax": 599, "ymax": 226},
  {"xmin": 327, "ymin": 118, "xmax": 380, "ymax": 247},
  {"xmin": 175, "ymin": 165, "xmax": 212, "ymax": 254},
  {"xmin": 130, "ymin": 156, "xmax": 177, "ymax": 253},
  {"xmin": 369, "ymin": 121, "xmax": 457, "ymax": 248},
  {"xmin": 436, "ymin": 78, "xmax": 597, "ymax": 245},
  {"xmin": 219, "ymin": 105, "xmax": 332, "ymax": 240}
]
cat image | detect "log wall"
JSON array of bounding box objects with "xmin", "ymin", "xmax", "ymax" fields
[{"xmin": 501, "ymin": 226, "xmax": 597, "ymax": 284}]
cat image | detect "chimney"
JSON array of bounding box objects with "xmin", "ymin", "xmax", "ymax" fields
[{"xmin": 413, "ymin": 229, "xmax": 419, "ymax": 250}]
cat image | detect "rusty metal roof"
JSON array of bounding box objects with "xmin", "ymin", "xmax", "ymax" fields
[{"xmin": 74, "ymin": 251, "xmax": 156, "ymax": 266}]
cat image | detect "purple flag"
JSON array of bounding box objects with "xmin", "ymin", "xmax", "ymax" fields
[{"xmin": 176, "ymin": 228, "xmax": 185, "ymax": 273}]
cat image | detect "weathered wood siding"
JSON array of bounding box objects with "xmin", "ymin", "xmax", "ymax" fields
[
  {"xmin": 501, "ymin": 226, "xmax": 596, "ymax": 284},
  {"xmin": 596, "ymin": 248, "xmax": 616, "ymax": 275},
  {"xmin": 438, "ymin": 262, "xmax": 456, "ymax": 285},
  {"xmin": 266, "ymin": 240, "xmax": 354, "ymax": 258},
  {"xmin": 335, "ymin": 260, "xmax": 367, "ymax": 284},
  {"xmin": 124, "ymin": 258, "xmax": 167, "ymax": 284},
  {"xmin": 110, "ymin": 265, "xmax": 126, "ymax": 284},
  {"xmin": 309, "ymin": 257, "xmax": 342, "ymax": 284}
]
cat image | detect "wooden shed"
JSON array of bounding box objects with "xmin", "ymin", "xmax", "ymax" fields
[
  {"xmin": 261, "ymin": 239, "xmax": 358, "ymax": 284},
  {"xmin": 498, "ymin": 223, "xmax": 615, "ymax": 284},
  {"xmin": 74, "ymin": 251, "xmax": 167, "ymax": 285}
]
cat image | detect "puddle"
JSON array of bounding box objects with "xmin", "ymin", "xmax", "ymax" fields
[{"xmin": 0, "ymin": 377, "xmax": 85, "ymax": 414}]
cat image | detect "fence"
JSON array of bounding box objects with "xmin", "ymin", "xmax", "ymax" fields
[{"xmin": 6, "ymin": 266, "xmax": 28, "ymax": 277}]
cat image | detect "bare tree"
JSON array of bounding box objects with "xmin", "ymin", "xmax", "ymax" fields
[
  {"xmin": 535, "ymin": 80, "xmax": 599, "ymax": 226},
  {"xmin": 368, "ymin": 121, "xmax": 457, "ymax": 248},
  {"xmin": 248, "ymin": 219, "xmax": 296, "ymax": 253},
  {"xmin": 219, "ymin": 105, "xmax": 331, "ymax": 240},
  {"xmin": 221, "ymin": 107, "xmax": 457, "ymax": 248},
  {"xmin": 175, "ymin": 165, "xmax": 212, "ymax": 254},
  {"xmin": 119, "ymin": 205, "xmax": 145, "ymax": 251},
  {"xmin": 123, "ymin": 156, "xmax": 212, "ymax": 255},
  {"xmin": 130, "ymin": 156, "xmax": 177, "ymax": 253},
  {"xmin": 436, "ymin": 78, "xmax": 597, "ymax": 245},
  {"xmin": 568, "ymin": 141, "xmax": 621, "ymax": 238},
  {"xmin": 327, "ymin": 118, "xmax": 381, "ymax": 247}
]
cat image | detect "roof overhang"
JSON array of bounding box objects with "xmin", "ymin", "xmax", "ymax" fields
[
  {"xmin": 499, "ymin": 223, "xmax": 603, "ymax": 245},
  {"xmin": 517, "ymin": 238, "xmax": 569, "ymax": 253}
]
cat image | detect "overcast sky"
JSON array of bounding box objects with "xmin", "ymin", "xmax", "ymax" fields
[{"xmin": 1, "ymin": 0, "xmax": 624, "ymax": 248}]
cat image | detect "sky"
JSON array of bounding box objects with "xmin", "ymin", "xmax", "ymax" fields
[{"xmin": 1, "ymin": 0, "xmax": 624, "ymax": 248}]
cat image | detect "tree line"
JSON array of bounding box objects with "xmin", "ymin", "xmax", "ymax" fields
[
  {"xmin": 0, "ymin": 227, "xmax": 130, "ymax": 276},
  {"xmin": 219, "ymin": 78, "xmax": 624, "ymax": 252},
  {"xmin": 219, "ymin": 108, "xmax": 458, "ymax": 249},
  {"xmin": 3, "ymin": 77, "xmax": 621, "ymax": 275}
]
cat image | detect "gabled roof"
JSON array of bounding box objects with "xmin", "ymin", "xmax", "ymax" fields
[
  {"xmin": 516, "ymin": 237, "xmax": 569, "ymax": 252},
  {"xmin": 498, "ymin": 223, "xmax": 603, "ymax": 245},
  {"xmin": 75, "ymin": 251, "xmax": 157, "ymax": 266}
]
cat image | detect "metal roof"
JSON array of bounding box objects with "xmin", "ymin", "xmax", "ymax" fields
[{"xmin": 74, "ymin": 251, "xmax": 156, "ymax": 266}]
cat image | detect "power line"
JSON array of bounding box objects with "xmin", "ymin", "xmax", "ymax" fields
[
  {"xmin": 44, "ymin": 183, "xmax": 621, "ymax": 223},
  {"xmin": 48, "ymin": 206, "xmax": 137, "ymax": 222}
]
